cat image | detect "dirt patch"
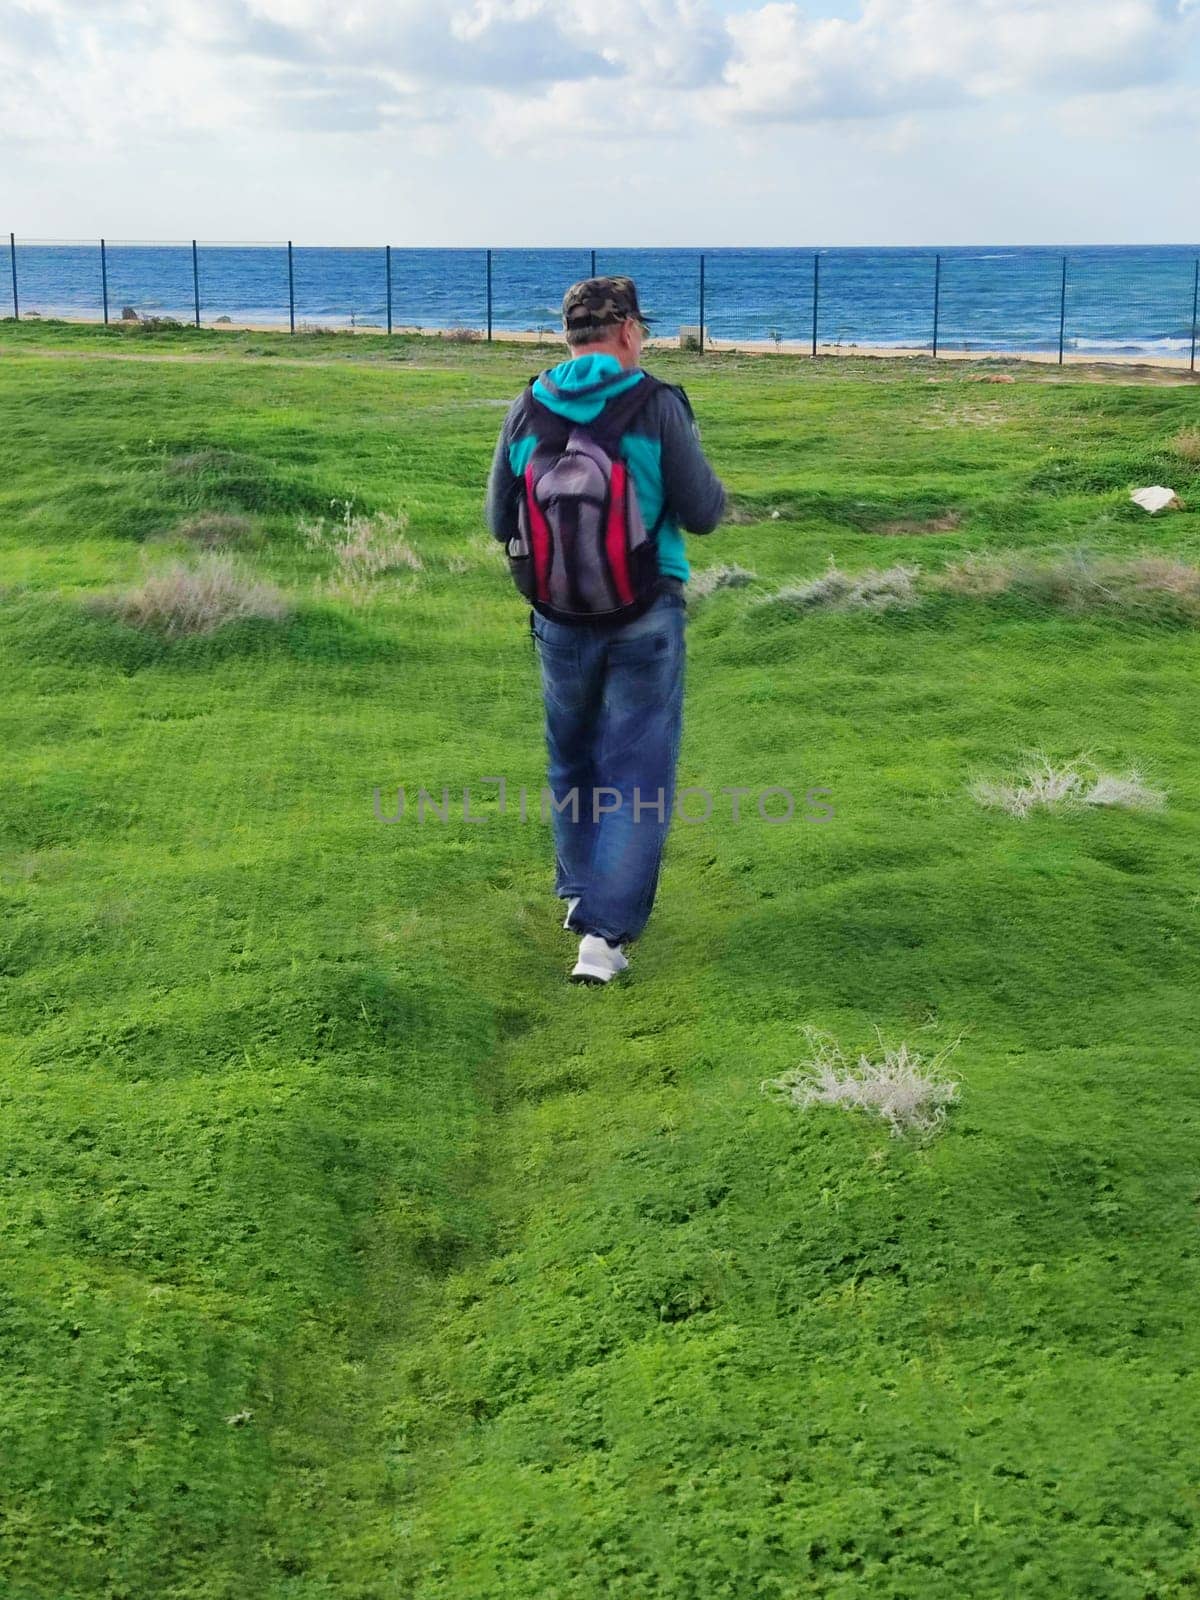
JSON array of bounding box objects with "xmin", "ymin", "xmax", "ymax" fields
[
  {"xmin": 724, "ymin": 498, "xmax": 779, "ymax": 525},
  {"xmin": 170, "ymin": 512, "xmax": 255, "ymax": 547},
  {"xmin": 921, "ymin": 399, "xmax": 1010, "ymax": 429},
  {"xmin": 872, "ymin": 511, "xmax": 962, "ymax": 536},
  {"xmin": 165, "ymin": 449, "xmax": 247, "ymax": 477}
]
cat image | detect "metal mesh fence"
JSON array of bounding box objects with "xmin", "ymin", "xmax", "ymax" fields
[
  {"xmin": 4, "ymin": 237, "xmax": 1199, "ymax": 368},
  {"xmin": 815, "ymin": 249, "xmax": 937, "ymax": 354},
  {"xmin": 194, "ymin": 244, "xmax": 291, "ymax": 330},
  {"xmin": 700, "ymin": 249, "xmax": 816, "ymax": 350},
  {"xmin": 4, "ymin": 238, "xmax": 109, "ymax": 323},
  {"xmin": 935, "ymin": 250, "xmax": 1065, "ymax": 356},
  {"xmin": 488, "ymin": 249, "xmax": 592, "ymax": 341},
  {"xmin": 103, "ymin": 241, "xmax": 197, "ymax": 325},
  {"xmin": 1060, "ymin": 246, "xmax": 1199, "ymax": 362}
]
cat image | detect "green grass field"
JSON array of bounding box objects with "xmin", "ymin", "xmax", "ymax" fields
[{"xmin": 2, "ymin": 318, "xmax": 1199, "ymax": 1599}]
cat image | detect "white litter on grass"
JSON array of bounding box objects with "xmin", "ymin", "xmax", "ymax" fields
[
  {"xmin": 761, "ymin": 1029, "xmax": 961, "ymax": 1139},
  {"xmin": 1131, "ymin": 486, "xmax": 1182, "ymax": 514}
]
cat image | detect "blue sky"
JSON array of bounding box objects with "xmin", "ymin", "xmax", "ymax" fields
[{"xmin": 2, "ymin": 1, "xmax": 1198, "ymax": 246}]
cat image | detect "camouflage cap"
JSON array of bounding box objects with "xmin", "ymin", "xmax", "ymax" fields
[{"xmin": 562, "ymin": 275, "xmax": 653, "ymax": 334}]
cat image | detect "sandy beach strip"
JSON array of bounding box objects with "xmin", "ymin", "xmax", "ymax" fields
[{"xmin": 8, "ymin": 310, "xmax": 1198, "ymax": 375}]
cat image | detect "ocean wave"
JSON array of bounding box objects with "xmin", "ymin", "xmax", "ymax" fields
[{"xmin": 1076, "ymin": 336, "xmax": 1193, "ymax": 354}]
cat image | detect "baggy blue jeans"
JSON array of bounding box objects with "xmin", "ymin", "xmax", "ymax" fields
[{"xmin": 532, "ymin": 588, "xmax": 687, "ymax": 945}]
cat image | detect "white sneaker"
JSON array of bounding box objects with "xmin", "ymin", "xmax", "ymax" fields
[
  {"xmin": 571, "ymin": 933, "xmax": 629, "ymax": 985},
  {"xmin": 562, "ymin": 895, "xmax": 581, "ymax": 930}
]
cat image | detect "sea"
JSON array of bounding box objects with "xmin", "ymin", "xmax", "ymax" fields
[{"xmin": 5, "ymin": 242, "xmax": 1199, "ymax": 358}]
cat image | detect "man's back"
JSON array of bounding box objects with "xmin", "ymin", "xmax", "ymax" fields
[{"xmin": 486, "ymin": 352, "xmax": 726, "ymax": 584}]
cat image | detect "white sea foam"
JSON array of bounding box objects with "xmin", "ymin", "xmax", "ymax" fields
[{"xmin": 1076, "ymin": 336, "xmax": 1192, "ymax": 354}]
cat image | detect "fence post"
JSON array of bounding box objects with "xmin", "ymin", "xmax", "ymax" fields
[
  {"xmin": 8, "ymin": 232, "xmax": 17, "ymax": 320},
  {"xmin": 1058, "ymin": 254, "xmax": 1067, "ymax": 366},
  {"xmin": 486, "ymin": 248, "xmax": 493, "ymax": 342},
  {"xmin": 287, "ymin": 240, "xmax": 295, "ymax": 333},
  {"xmin": 698, "ymin": 253, "xmax": 705, "ymax": 356},
  {"xmin": 101, "ymin": 238, "xmax": 109, "ymax": 325},
  {"xmin": 932, "ymin": 253, "xmax": 941, "ymax": 358},
  {"xmin": 386, "ymin": 244, "xmax": 392, "ymax": 336},
  {"xmin": 1191, "ymin": 258, "xmax": 1198, "ymax": 375},
  {"xmin": 192, "ymin": 239, "xmax": 200, "ymax": 328},
  {"xmin": 811, "ymin": 251, "xmax": 819, "ymax": 357},
  {"xmin": 590, "ymin": 249, "xmax": 596, "ymax": 277}
]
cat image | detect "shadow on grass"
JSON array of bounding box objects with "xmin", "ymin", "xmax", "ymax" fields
[{"xmin": 161, "ymin": 447, "xmax": 348, "ymax": 517}]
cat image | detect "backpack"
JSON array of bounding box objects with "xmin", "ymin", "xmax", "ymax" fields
[{"xmin": 506, "ymin": 373, "xmax": 670, "ymax": 626}]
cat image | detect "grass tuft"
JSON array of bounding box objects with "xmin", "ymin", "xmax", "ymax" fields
[
  {"xmin": 758, "ymin": 559, "xmax": 920, "ymax": 613},
  {"xmin": 937, "ymin": 549, "xmax": 1200, "ymax": 618},
  {"xmin": 1168, "ymin": 426, "xmax": 1200, "ymax": 462},
  {"xmin": 689, "ymin": 563, "xmax": 758, "ymax": 598},
  {"xmin": 300, "ymin": 508, "xmax": 422, "ymax": 600},
  {"xmin": 89, "ymin": 552, "xmax": 291, "ymax": 637},
  {"xmin": 762, "ymin": 1028, "xmax": 961, "ymax": 1138}
]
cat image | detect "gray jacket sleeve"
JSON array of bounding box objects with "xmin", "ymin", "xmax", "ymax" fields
[
  {"xmin": 654, "ymin": 385, "xmax": 726, "ymax": 534},
  {"xmin": 485, "ymin": 401, "xmax": 523, "ymax": 545}
]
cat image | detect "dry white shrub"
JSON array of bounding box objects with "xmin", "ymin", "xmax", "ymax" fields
[
  {"xmin": 762, "ymin": 1028, "xmax": 961, "ymax": 1139},
  {"xmin": 759, "ymin": 560, "xmax": 920, "ymax": 614},
  {"xmin": 92, "ymin": 553, "xmax": 290, "ymax": 637},
  {"xmin": 971, "ymin": 754, "xmax": 1167, "ymax": 818},
  {"xmin": 1082, "ymin": 771, "xmax": 1166, "ymax": 811},
  {"xmin": 689, "ymin": 563, "xmax": 758, "ymax": 598},
  {"xmin": 969, "ymin": 756, "xmax": 1084, "ymax": 818}
]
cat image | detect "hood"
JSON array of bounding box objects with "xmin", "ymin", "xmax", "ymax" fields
[{"xmin": 531, "ymin": 352, "xmax": 644, "ymax": 425}]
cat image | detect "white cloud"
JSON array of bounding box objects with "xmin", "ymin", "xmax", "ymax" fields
[
  {"xmin": 482, "ymin": 76, "xmax": 695, "ymax": 151},
  {"xmin": 578, "ymin": 0, "xmax": 731, "ymax": 88},
  {"xmin": 0, "ymin": 0, "xmax": 620, "ymax": 146},
  {"xmin": 0, "ymin": 0, "xmax": 1196, "ymax": 156},
  {"xmin": 718, "ymin": 0, "xmax": 1198, "ymax": 123},
  {"xmin": 1056, "ymin": 77, "xmax": 1200, "ymax": 135}
]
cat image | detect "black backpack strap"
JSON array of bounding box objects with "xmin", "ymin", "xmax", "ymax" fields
[
  {"xmin": 578, "ymin": 376, "xmax": 672, "ymax": 537},
  {"xmin": 578, "ymin": 372, "xmax": 663, "ymax": 452}
]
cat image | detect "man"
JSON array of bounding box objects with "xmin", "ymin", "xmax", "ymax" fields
[{"xmin": 486, "ymin": 276, "xmax": 727, "ymax": 984}]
